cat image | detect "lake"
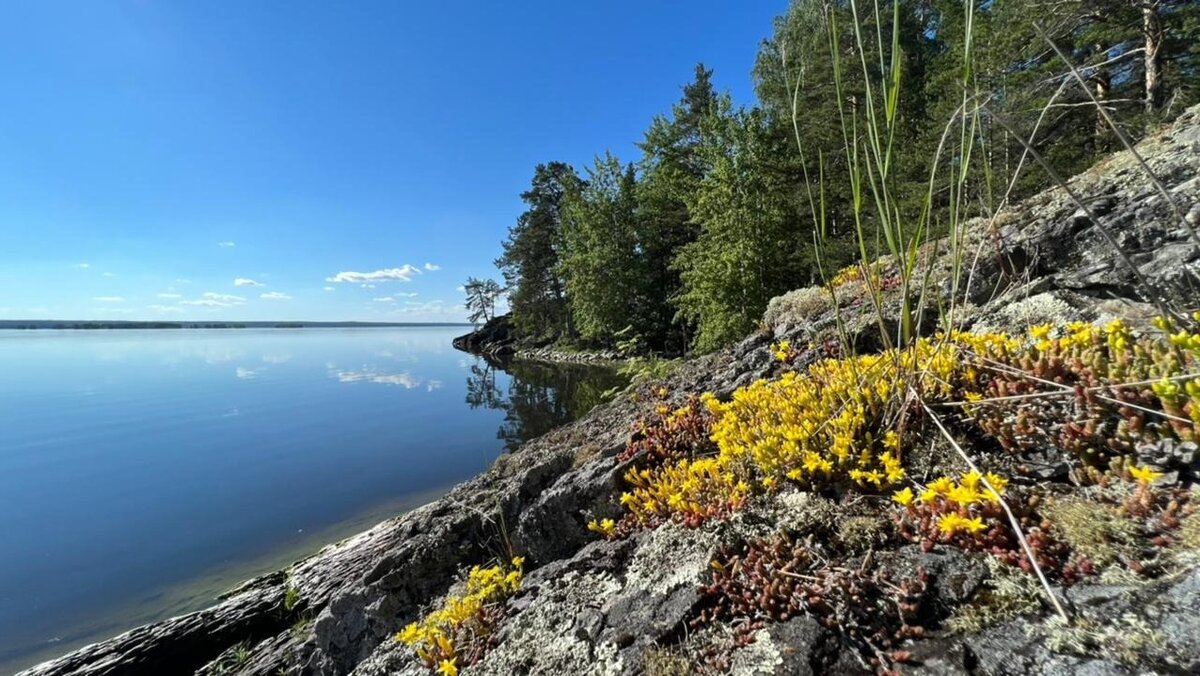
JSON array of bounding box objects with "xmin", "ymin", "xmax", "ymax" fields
[{"xmin": 0, "ymin": 327, "xmax": 624, "ymax": 673}]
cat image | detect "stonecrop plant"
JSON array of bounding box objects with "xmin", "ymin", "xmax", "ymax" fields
[
  {"xmin": 605, "ymin": 319, "xmax": 1200, "ymax": 546},
  {"xmin": 964, "ymin": 318, "xmax": 1200, "ymax": 468},
  {"xmin": 696, "ymin": 533, "xmax": 929, "ymax": 671},
  {"xmin": 891, "ymin": 471, "xmax": 1076, "ymax": 581},
  {"xmin": 396, "ymin": 557, "xmax": 524, "ymax": 676}
]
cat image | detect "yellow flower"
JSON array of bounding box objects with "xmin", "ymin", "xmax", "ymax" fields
[
  {"xmin": 772, "ymin": 340, "xmax": 793, "ymax": 362},
  {"xmin": 1128, "ymin": 465, "xmax": 1164, "ymax": 484},
  {"xmin": 397, "ymin": 622, "xmax": 421, "ymax": 645},
  {"xmin": 927, "ymin": 476, "xmax": 954, "ymax": 496},
  {"xmin": 892, "ymin": 487, "xmax": 915, "ymax": 506},
  {"xmin": 1030, "ymin": 323, "xmax": 1053, "ymax": 340},
  {"xmin": 938, "ymin": 513, "xmax": 986, "ymax": 535},
  {"xmin": 438, "ymin": 658, "xmax": 458, "ymax": 676},
  {"xmin": 511, "ymin": 556, "xmax": 525, "ymax": 569}
]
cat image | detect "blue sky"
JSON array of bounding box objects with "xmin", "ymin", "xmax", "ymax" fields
[{"xmin": 0, "ymin": 1, "xmax": 784, "ymax": 322}]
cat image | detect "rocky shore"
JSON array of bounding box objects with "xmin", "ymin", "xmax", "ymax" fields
[
  {"xmin": 451, "ymin": 316, "xmax": 624, "ymax": 366},
  {"xmin": 22, "ymin": 105, "xmax": 1200, "ymax": 676}
]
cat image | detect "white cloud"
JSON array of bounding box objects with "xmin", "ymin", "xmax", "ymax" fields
[
  {"xmin": 93, "ymin": 296, "xmax": 125, "ymax": 302},
  {"xmin": 234, "ymin": 278, "xmax": 263, "ymax": 287},
  {"xmin": 157, "ymin": 293, "xmax": 182, "ymax": 299},
  {"xmin": 396, "ymin": 292, "xmax": 419, "ymax": 298},
  {"xmin": 326, "ymin": 265, "xmax": 421, "ymax": 284},
  {"xmin": 73, "ymin": 262, "xmax": 90, "ymax": 269},
  {"xmin": 148, "ymin": 304, "xmax": 183, "ymax": 314},
  {"xmin": 423, "ymin": 262, "xmax": 441, "ymax": 271},
  {"xmin": 323, "ymin": 286, "xmax": 335, "ymax": 292},
  {"xmin": 373, "ymin": 297, "xmax": 395, "ymax": 303},
  {"xmin": 235, "ymin": 367, "xmax": 259, "ymax": 380},
  {"xmin": 360, "ymin": 284, "xmax": 375, "ymax": 289},
  {"xmin": 396, "ymin": 300, "xmax": 451, "ymax": 314},
  {"xmin": 260, "ymin": 291, "xmax": 291, "ymax": 300},
  {"xmin": 455, "ymin": 285, "xmax": 465, "ymax": 292},
  {"xmin": 181, "ymin": 292, "xmax": 246, "ymax": 307},
  {"xmin": 217, "ymin": 241, "xmax": 236, "ymax": 248},
  {"xmin": 332, "ymin": 369, "xmax": 422, "ymax": 388},
  {"xmin": 102, "ymin": 272, "xmax": 116, "ymax": 277}
]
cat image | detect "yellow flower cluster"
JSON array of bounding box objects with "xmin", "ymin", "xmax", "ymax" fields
[
  {"xmin": 828, "ymin": 261, "xmax": 883, "ymax": 289},
  {"xmin": 772, "ymin": 340, "xmax": 793, "ymax": 363},
  {"xmin": 892, "ymin": 470, "xmax": 1007, "ymax": 535},
  {"xmin": 615, "ymin": 336, "xmax": 999, "ymax": 527},
  {"xmin": 619, "ymin": 457, "xmax": 748, "ymax": 525},
  {"xmin": 707, "ymin": 339, "xmax": 972, "ymax": 490},
  {"xmin": 396, "ymin": 558, "xmax": 525, "ymax": 674},
  {"xmin": 977, "ymin": 318, "xmax": 1200, "ymax": 446},
  {"xmin": 587, "ymin": 518, "xmax": 616, "ymax": 537}
]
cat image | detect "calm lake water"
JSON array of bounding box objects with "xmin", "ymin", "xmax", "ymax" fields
[{"xmin": 0, "ymin": 327, "xmax": 623, "ymax": 673}]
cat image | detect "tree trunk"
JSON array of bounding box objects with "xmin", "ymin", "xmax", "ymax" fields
[{"xmin": 1143, "ymin": 0, "xmax": 1165, "ymax": 113}]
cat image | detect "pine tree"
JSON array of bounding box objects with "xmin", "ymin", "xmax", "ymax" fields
[{"xmin": 496, "ymin": 162, "xmax": 581, "ymax": 340}]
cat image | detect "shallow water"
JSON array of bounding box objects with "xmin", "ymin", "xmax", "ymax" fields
[{"xmin": 0, "ymin": 327, "xmax": 623, "ymax": 673}]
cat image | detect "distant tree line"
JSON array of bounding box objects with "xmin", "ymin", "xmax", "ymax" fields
[{"xmin": 487, "ymin": 0, "xmax": 1199, "ymax": 355}]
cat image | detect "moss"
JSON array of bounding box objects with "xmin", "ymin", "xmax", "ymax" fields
[
  {"xmin": 1041, "ymin": 497, "xmax": 1141, "ymax": 569},
  {"xmin": 763, "ymin": 286, "xmax": 835, "ymax": 328},
  {"xmin": 835, "ymin": 515, "xmax": 889, "ymax": 554},
  {"xmin": 1035, "ymin": 614, "xmax": 1165, "ymax": 665},
  {"xmin": 946, "ymin": 557, "xmax": 1042, "ymax": 633},
  {"xmin": 1179, "ymin": 512, "xmax": 1200, "ymax": 550},
  {"xmin": 643, "ymin": 646, "xmax": 697, "ymax": 676}
]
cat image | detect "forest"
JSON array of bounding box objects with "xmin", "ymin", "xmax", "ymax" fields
[{"xmin": 487, "ymin": 0, "xmax": 1200, "ymax": 355}]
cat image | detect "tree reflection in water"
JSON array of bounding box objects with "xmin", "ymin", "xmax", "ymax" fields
[{"xmin": 464, "ymin": 356, "xmax": 628, "ymax": 451}]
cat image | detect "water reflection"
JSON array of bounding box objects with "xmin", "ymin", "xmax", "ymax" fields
[{"xmin": 465, "ymin": 357, "xmax": 628, "ymax": 451}]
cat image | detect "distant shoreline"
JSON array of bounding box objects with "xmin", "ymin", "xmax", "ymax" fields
[{"xmin": 0, "ymin": 320, "xmax": 473, "ymax": 330}]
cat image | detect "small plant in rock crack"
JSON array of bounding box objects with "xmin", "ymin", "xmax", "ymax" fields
[
  {"xmin": 396, "ymin": 557, "xmax": 524, "ymax": 676},
  {"xmin": 693, "ymin": 533, "xmax": 929, "ymax": 672},
  {"xmin": 618, "ymin": 392, "xmax": 717, "ymax": 466},
  {"xmin": 891, "ymin": 471, "xmax": 1078, "ymax": 582}
]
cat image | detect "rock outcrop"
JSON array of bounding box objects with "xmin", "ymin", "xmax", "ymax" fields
[{"xmin": 23, "ymin": 106, "xmax": 1200, "ymax": 676}]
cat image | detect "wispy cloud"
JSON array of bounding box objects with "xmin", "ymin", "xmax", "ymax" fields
[
  {"xmin": 373, "ymin": 297, "xmax": 395, "ymax": 303},
  {"xmin": 260, "ymin": 291, "xmax": 291, "ymax": 300},
  {"xmin": 148, "ymin": 304, "xmax": 184, "ymax": 313},
  {"xmin": 323, "ymin": 286, "xmax": 335, "ymax": 292},
  {"xmin": 93, "ymin": 296, "xmax": 125, "ymax": 302},
  {"xmin": 423, "ymin": 262, "xmax": 441, "ymax": 271},
  {"xmin": 181, "ymin": 292, "xmax": 246, "ymax": 307},
  {"xmin": 234, "ymin": 278, "xmax": 263, "ymax": 287},
  {"xmin": 332, "ymin": 369, "xmax": 422, "ymax": 389},
  {"xmin": 326, "ymin": 265, "xmax": 421, "ymax": 284},
  {"xmin": 217, "ymin": 241, "xmax": 236, "ymax": 248},
  {"xmin": 396, "ymin": 292, "xmax": 419, "ymax": 298},
  {"xmin": 157, "ymin": 293, "xmax": 182, "ymax": 299},
  {"xmin": 102, "ymin": 272, "xmax": 116, "ymax": 277},
  {"xmin": 73, "ymin": 262, "xmax": 90, "ymax": 269},
  {"xmin": 360, "ymin": 284, "xmax": 375, "ymax": 289},
  {"xmin": 235, "ymin": 367, "xmax": 260, "ymax": 380}
]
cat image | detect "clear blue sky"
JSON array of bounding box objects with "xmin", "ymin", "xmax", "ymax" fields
[{"xmin": 0, "ymin": 1, "xmax": 785, "ymax": 322}]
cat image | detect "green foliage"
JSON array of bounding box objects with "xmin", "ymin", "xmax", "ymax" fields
[
  {"xmin": 561, "ymin": 152, "xmax": 645, "ymax": 343},
  {"xmin": 462, "ymin": 277, "xmax": 503, "ymax": 325},
  {"xmin": 283, "ymin": 584, "xmax": 300, "ymax": 612},
  {"xmin": 496, "ymin": 162, "xmax": 581, "ymax": 339},
  {"xmin": 673, "ymin": 102, "xmax": 809, "ymax": 352},
  {"xmin": 492, "ymin": 0, "xmax": 1200, "ymax": 356}
]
